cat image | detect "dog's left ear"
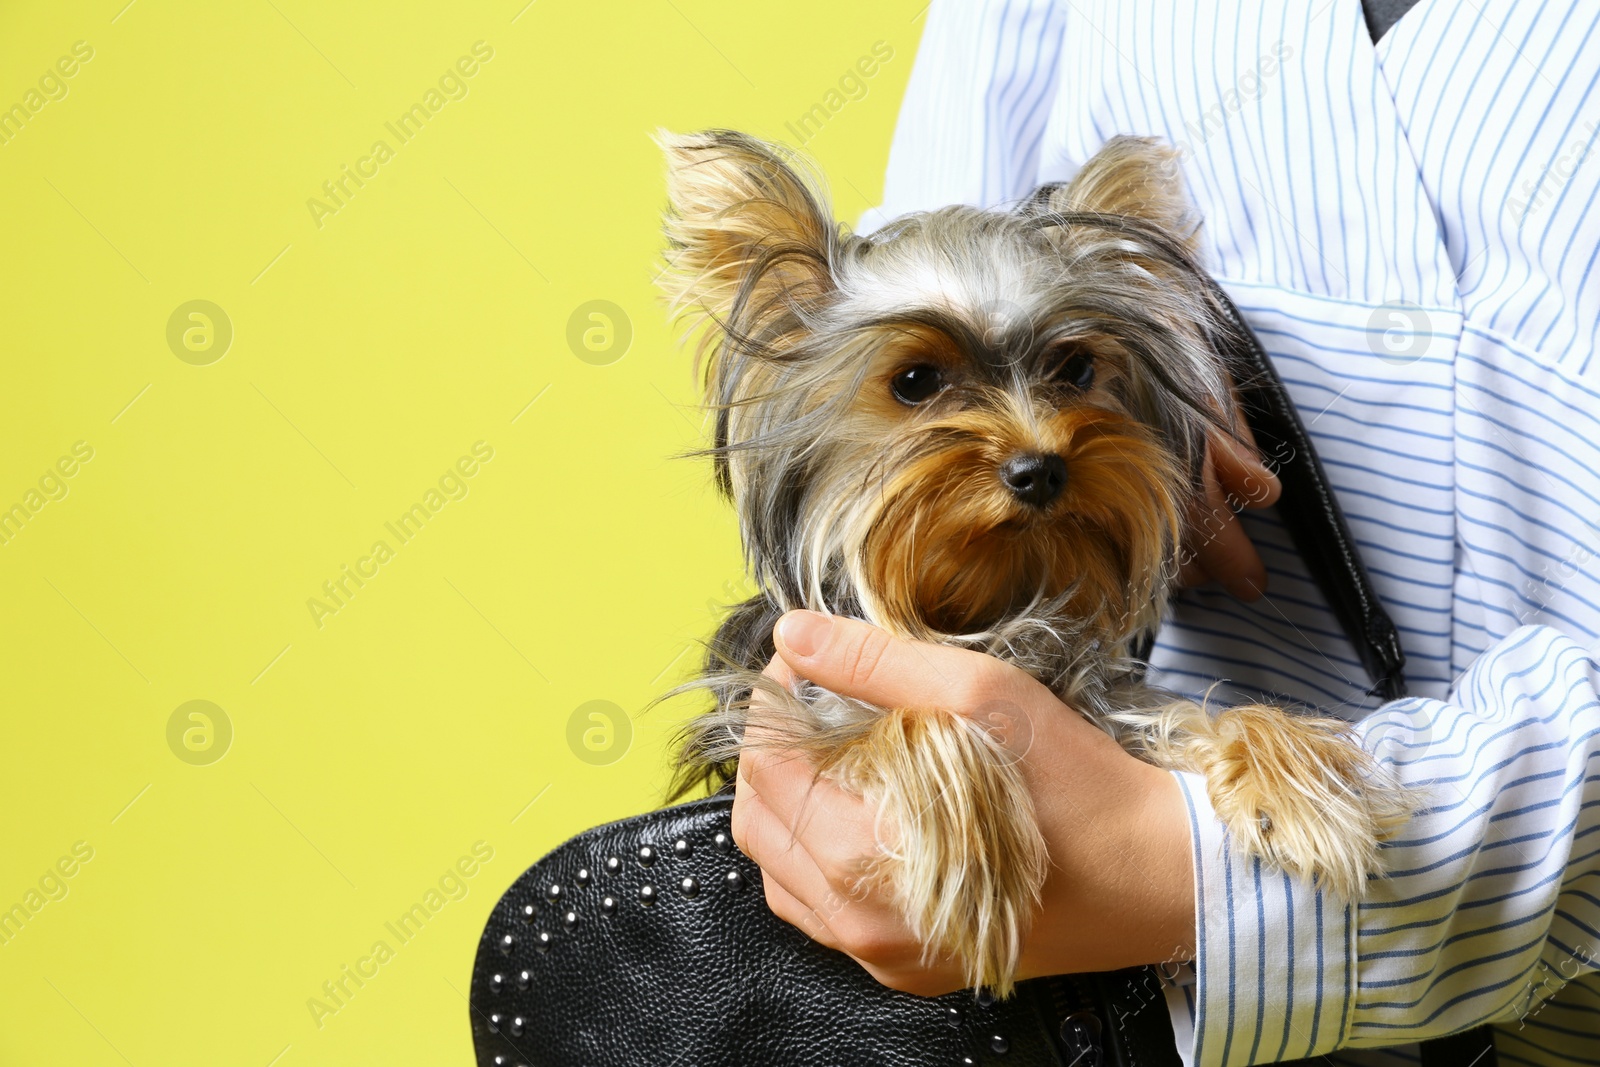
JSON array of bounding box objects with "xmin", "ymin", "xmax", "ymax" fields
[
  {"xmin": 655, "ymin": 129, "xmax": 838, "ymax": 336},
  {"xmin": 1025, "ymin": 136, "xmax": 1200, "ymax": 253},
  {"xmin": 1028, "ymin": 137, "xmax": 1239, "ymax": 453}
]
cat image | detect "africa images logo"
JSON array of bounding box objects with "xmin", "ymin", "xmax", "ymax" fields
[
  {"xmin": 306, "ymin": 41, "xmax": 495, "ymax": 230},
  {"xmin": 305, "ymin": 441, "xmax": 495, "ymax": 629}
]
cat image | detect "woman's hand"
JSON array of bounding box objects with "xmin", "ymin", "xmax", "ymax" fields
[
  {"xmin": 730, "ymin": 610, "xmax": 1197, "ymax": 996},
  {"xmin": 1180, "ymin": 426, "xmax": 1283, "ymax": 600}
]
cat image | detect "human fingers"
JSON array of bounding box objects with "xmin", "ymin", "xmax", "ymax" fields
[
  {"xmin": 744, "ymin": 652, "xmax": 882, "ymax": 867},
  {"xmin": 731, "ymin": 763, "xmax": 847, "ymax": 950},
  {"xmin": 759, "ymin": 649, "xmax": 797, "ymax": 690},
  {"xmin": 733, "ymin": 714, "xmax": 882, "ymax": 915},
  {"xmin": 1210, "ymin": 426, "xmax": 1282, "ymax": 509},
  {"xmin": 770, "ymin": 611, "xmax": 1037, "ymax": 716},
  {"xmin": 733, "ymin": 742, "xmax": 928, "ymax": 975},
  {"xmin": 1183, "ymin": 445, "xmax": 1268, "ymax": 600},
  {"xmin": 758, "ymin": 869, "xmax": 846, "ymax": 951}
]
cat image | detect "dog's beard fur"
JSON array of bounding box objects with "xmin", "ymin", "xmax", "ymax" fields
[
  {"xmin": 652, "ymin": 130, "xmax": 1410, "ymax": 996},
  {"xmin": 852, "ymin": 401, "xmax": 1180, "ymax": 639}
]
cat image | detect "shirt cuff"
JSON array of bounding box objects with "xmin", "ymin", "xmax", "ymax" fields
[{"xmin": 1172, "ymin": 770, "xmax": 1355, "ymax": 1065}]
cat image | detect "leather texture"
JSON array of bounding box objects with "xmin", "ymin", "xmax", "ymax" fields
[{"xmin": 470, "ymin": 793, "xmax": 1179, "ymax": 1066}]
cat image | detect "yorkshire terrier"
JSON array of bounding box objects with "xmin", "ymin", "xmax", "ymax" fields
[{"xmin": 654, "ymin": 129, "xmax": 1409, "ymax": 997}]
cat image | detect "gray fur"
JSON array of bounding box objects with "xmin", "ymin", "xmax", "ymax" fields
[{"xmin": 662, "ymin": 134, "xmax": 1247, "ymax": 799}]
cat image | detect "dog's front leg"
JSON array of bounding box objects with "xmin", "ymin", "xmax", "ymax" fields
[
  {"xmin": 829, "ymin": 706, "xmax": 1049, "ymax": 997},
  {"xmin": 1115, "ymin": 699, "xmax": 1413, "ymax": 899}
]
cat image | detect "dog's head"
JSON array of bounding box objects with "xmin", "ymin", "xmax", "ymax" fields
[{"xmin": 657, "ymin": 130, "xmax": 1240, "ymax": 644}]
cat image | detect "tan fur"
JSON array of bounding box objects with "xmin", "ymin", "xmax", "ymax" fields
[
  {"xmin": 857, "ymin": 402, "xmax": 1181, "ymax": 638},
  {"xmin": 655, "ymin": 129, "xmax": 838, "ymax": 382},
  {"xmin": 1133, "ymin": 699, "xmax": 1411, "ymax": 899},
  {"xmin": 823, "ymin": 708, "xmax": 1049, "ymax": 998},
  {"xmin": 1046, "ymin": 137, "xmax": 1202, "ymax": 253}
]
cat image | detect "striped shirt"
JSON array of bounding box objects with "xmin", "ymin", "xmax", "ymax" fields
[{"xmin": 865, "ymin": 2, "xmax": 1600, "ymax": 1063}]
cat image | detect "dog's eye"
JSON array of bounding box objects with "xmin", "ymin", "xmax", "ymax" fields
[
  {"xmin": 890, "ymin": 364, "xmax": 944, "ymax": 405},
  {"xmin": 1052, "ymin": 351, "xmax": 1096, "ymax": 391}
]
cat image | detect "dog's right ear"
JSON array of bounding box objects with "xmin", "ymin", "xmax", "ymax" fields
[{"xmin": 655, "ymin": 129, "xmax": 838, "ymax": 340}]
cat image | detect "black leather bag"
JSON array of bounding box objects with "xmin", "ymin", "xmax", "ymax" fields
[
  {"xmin": 469, "ymin": 795, "xmax": 1184, "ymax": 1066},
  {"xmin": 467, "ymin": 281, "xmax": 1494, "ymax": 1067}
]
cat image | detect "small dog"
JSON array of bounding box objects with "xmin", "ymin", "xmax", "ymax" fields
[{"xmin": 654, "ymin": 129, "xmax": 1408, "ymax": 996}]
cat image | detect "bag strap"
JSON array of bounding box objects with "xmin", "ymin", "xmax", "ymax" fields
[{"xmin": 1203, "ymin": 279, "xmax": 1408, "ymax": 702}]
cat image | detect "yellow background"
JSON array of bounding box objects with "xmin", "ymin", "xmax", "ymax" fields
[{"xmin": 0, "ymin": 2, "xmax": 920, "ymax": 1063}]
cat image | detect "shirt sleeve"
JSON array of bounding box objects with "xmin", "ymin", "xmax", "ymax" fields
[
  {"xmin": 1172, "ymin": 624, "xmax": 1600, "ymax": 1065},
  {"xmin": 858, "ymin": 0, "xmax": 1069, "ymax": 232}
]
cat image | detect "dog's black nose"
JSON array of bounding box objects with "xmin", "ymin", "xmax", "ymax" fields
[{"xmin": 999, "ymin": 452, "xmax": 1068, "ymax": 508}]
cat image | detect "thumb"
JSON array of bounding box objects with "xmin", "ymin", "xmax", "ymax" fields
[{"xmin": 771, "ymin": 610, "xmax": 1023, "ymax": 713}]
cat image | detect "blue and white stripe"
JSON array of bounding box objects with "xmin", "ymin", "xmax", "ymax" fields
[{"xmin": 868, "ymin": 2, "xmax": 1600, "ymax": 1063}]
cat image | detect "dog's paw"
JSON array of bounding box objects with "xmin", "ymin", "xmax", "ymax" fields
[
  {"xmin": 841, "ymin": 706, "xmax": 1048, "ymax": 998},
  {"xmin": 1202, "ymin": 704, "xmax": 1413, "ymax": 899}
]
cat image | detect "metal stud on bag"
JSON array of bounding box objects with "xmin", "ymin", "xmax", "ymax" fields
[{"xmin": 470, "ymin": 798, "xmax": 1130, "ymax": 1066}]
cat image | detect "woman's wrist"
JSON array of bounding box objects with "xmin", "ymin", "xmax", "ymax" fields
[
  {"xmin": 1133, "ymin": 766, "xmax": 1198, "ymax": 962},
  {"xmin": 1020, "ymin": 760, "xmax": 1197, "ymax": 978}
]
